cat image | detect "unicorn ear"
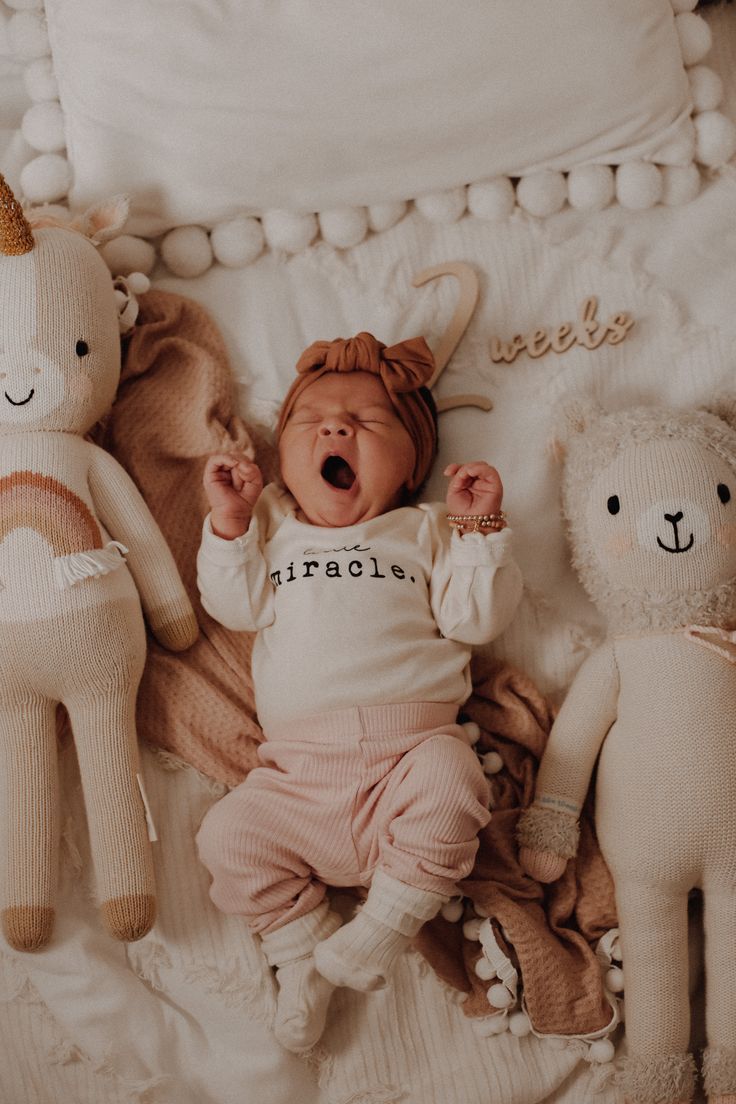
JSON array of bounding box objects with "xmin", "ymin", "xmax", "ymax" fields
[
  {"xmin": 76, "ymin": 194, "xmax": 130, "ymax": 244},
  {"xmin": 701, "ymin": 394, "xmax": 736, "ymax": 432}
]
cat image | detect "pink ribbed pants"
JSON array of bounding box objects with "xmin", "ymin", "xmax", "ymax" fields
[{"xmin": 197, "ymin": 703, "xmax": 490, "ymax": 934}]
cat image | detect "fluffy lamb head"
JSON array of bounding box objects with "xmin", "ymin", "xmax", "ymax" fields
[
  {"xmin": 0, "ymin": 177, "xmax": 130, "ymax": 436},
  {"xmin": 559, "ymin": 399, "xmax": 736, "ymax": 633}
]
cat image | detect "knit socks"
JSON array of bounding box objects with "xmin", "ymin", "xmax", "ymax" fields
[
  {"xmin": 261, "ymin": 901, "xmax": 342, "ymax": 1053},
  {"xmin": 313, "ymin": 870, "xmax": 446, "ymax": 992}
]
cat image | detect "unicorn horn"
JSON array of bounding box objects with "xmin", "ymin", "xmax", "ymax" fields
[{"xmin": 0, "ymin": 174, "xmax": 34, "ymax": 256}]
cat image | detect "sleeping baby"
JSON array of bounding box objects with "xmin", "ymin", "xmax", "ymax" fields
[{"xmin": 196, "ymin": 332, "xmax": 523, "ymax": 1052}]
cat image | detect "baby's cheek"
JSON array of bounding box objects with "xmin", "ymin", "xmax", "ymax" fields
[
  {"xmin": 716, "ymin": 522, "xmax": 736, "ymax": 548},
  {"xmin": 604, "ymin": 533, "xmax": 635, "ymax": 559}
]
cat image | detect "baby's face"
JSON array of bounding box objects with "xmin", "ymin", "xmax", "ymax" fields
[{"xmin": 279, "ymin": 371, "xmax": 416, "ymax": 527}]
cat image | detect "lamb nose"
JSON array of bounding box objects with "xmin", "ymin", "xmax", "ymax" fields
[{"xmin": 664, "ymin": 511, "xmax": 683, "ymax": 525}]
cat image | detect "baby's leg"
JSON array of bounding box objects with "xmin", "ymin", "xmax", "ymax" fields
[
  {"xmin": 196, "ymin": 771, "xmax": 342, "ymax": 1051},
  {"xmin": 315, "ymin": 732, "xmax": 490, "ymax": 991}
]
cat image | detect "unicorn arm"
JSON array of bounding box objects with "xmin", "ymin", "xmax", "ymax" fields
[{"xmin": 87, "ymin": 443, "xmax": 198, "ymax": 651}]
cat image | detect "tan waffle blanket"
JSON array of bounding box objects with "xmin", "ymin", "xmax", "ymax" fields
[{"xmin": 104, "ymin": 287, "xmax": 617, "ymax": 1039}]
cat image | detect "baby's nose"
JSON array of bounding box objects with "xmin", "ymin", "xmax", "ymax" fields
[{"xmin": 319, "ymin": 418, "xmax": 353, "ymax": 437}]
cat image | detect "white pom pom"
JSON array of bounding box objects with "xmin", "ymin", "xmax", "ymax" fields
[
  {"xmin": 516, "ymin": 171, "xmax": 567, "ymax": 217},
  {"xmin": 474, "ymin": 956, "xmax": 496, "ymax": 981},
  {"xmin": 100, "ymin": 234, "xmax": 156, "ymax": 277},
  {"xmin": 615, "ymin": 162, "xmax": 663, "ymax": 209},
  {"xmin": 661, "ymin": 164, "xmax": 701, "ymax": 205},
  {"xmin": 367, "ymin": 201, "xmax": 407, "ymax": 232},
  {"xmin": 670, "ymin": 0, "xmax": 697, "ymax": 11},
  {"xmin": 114, "ymin": 288, "xmax": 128, "ymax": 310},
  {"xmin": 440, "ymin": 897, "xmax": 464, "ymax": 923},
  {"xmin": 675, "ymin": 12, "xmax": 712, "ymax": 66},
  {"xmin": 473, "ymin": 1015, "xmax": 508, "ymax": 1037},
  {"xmin": 160, "ymin": 225, "xmax": 214, "ymax": 278},
  {"xmin": 567, "ymin": 164, "xmax": 615, "ymax": 212},
  {"xmin": 462, "ymin": 918, "xmax": 482, "ymax": 942},
  {"xmin": 21, "ymin": 101, "xmax": 66, "ymax": 153},
  {"xmin": 318, "ymin": 206, "xmax": 368, "ymax": 248},
  {"xmin": 482, "ymin": 751, "xmax": 503, "ymax": 775},
  {"xmin": 487, "ymin": 983, "xmax": 514, "ymax": 1009},
  {"xmin": 694, "ymin": 111, "xmax": 736, "ymax": 168},
  {"xmin": 23, "ymin": 57, "xmax": 59, "ymax": 102},
  {"xmin": 588, "ymin": 1038, "xmax": 616, "ymax": 1064},
  {"xmin": 19, "ymin": 153, "xmax": 72, "ymax": 203},
  {"xmin": 7, "ymin": 9, "xmax": 50, "ymax": 60},
  {"xmin": 467, "ymin": 177, "xmax": 516, "ymax": 221},
  {"xmin": 689, "ymin": 65, "xmax": 724, "ymax": 113},
  {"xmin": 415, "ymin": 186, "xmax": 467, "ymax": 223},
  {"xmin": 126, "ymin": 271, "xmax": 151, "ymax": 295},
  {"xmin": 262, "ymin": 210, "xmax": 318, "ymax": 253},
  {"xmin": 5, "ymin": 0, "xmax": 43, "ymax": 9},
  {"xmin": 210, "ymin": 216, "xmax": 264, "ymax": 268},
  {"xmin": 462, "ymin": 721, "xmax": 481, "ymax": 745},
  {"xmin": 605, "ymin": 966, "xmax": 625, "ymax": 993},
  {"xmin": 508, "ymin": 1011, "xmax": 532, "ymax": 1037}
]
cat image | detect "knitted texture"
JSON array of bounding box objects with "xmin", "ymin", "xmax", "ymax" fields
[
  {"xmin": 516, "ymin": 804, "xmax": 580, "ymax": 859},
  {"xmin": 532, "ymin": 403, "xmax": 736, "ymax": 1068},
  {"xmin": 0, "ymin": 186, "xmax": 197, "ymax": 949}
]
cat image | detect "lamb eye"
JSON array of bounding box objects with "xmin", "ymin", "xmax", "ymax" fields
[
  {"xmin": 607, "ymin": 495, "xmax": 620, "ymax": 515},
  {"xmin": 718, "ymin": 483, "xmax": 731, "ymax": 504},
  {"xmin": 75, "ymin": 340, "xmax": 89, "ymax": 357}
]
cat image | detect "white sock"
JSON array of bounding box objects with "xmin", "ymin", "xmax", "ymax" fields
[
  {"xmin": 313, "ymin": 870, "xmax": 446, "ymax": 992},
  {"xmin": 260, "ymin": 902, "xmax": 342, "ymax": 1052}
]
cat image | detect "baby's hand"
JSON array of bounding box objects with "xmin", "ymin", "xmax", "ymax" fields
[
  {"xmin": 444, "ymin": 461, "xmax": 503, "ymax": 517},
  {"xmin": 204, "ymin": 452, "xmax": 263, "ymax": 539}
]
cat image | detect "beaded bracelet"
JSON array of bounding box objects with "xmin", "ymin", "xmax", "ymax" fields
[{"xmin": 446, "ymin": 512, "xmax": 507, "ymax": 533}]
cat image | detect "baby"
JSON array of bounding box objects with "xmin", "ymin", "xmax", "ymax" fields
[{"xmin": 196, "ymin": 332, "xmax": 523, "ymax": 1052}]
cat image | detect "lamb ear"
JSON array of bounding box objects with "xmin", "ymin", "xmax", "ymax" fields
[
  {"xmin": 556, "ymin": 396, "xmax": 604, "ymax": 441},
  {"xmin": 701, "ymin": 394, "xmax": 736, "ymax": 431},
  {"xmin": 77, "ymin": 194, "xmax": 130, "ymax": 244}
]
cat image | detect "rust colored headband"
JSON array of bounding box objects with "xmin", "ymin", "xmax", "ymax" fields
[{"xmin": 277, "ymin": 332, "xmax": 438, "ymax": 491}]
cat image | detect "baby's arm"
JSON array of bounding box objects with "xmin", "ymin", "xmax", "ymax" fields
[
  {"xmin": 428, "ymin": 461, "xmax": 523, "ymax": 643},
  {"xmin": 197, "ymin": 453, "xmax": 275, "ymax": 631}
]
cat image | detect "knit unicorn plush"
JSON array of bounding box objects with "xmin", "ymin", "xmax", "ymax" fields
[
  {"xmin": 0, "ymin": 175, "xmax": 198, "ymax": 952},
  {"xmin": 518, "ymin": 401, "xmax": 736, "ymax": 1104}
]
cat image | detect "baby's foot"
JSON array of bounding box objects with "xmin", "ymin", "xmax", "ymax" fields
[
  {"xmin": 274, "ymin": 954, "xmax": 336, "ymax": 1053},
  {"xmin": 313, "ymin": 909, "xmax": 409, "ymax": 992}
]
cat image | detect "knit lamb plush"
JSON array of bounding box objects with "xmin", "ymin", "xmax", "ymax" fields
[
  {"xmin": 517, "ymin": 400, "xmax": 736, "ymax": 1104},
  {"xmin": 0, "ymin": 175, "xmax": 198, "ymax": 952}
]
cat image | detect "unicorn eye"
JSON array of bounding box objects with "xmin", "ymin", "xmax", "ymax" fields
[
  {"xmin": 75, "ymin": 340, "xmax": 89, "ymax": 357},
  {"xmin": 607, "ymin": 495, "xmax": 620, "ymax": 515},
  {"xmin": 718, "ymin": 483, "xmax": 731, "ymax": 505}
]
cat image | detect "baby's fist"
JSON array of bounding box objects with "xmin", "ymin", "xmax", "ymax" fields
[
  {"xmin": 204, "ymin": 452, "xmax": 263, "ymax": 539},
  {"xmin": 444, "ymin": 461, "xmax": 503, "ymax": 517}
]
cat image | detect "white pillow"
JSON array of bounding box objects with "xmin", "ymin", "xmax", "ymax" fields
[{"xmin": 42, "ymin": 0, "xmax": 698, "ymax": 235}]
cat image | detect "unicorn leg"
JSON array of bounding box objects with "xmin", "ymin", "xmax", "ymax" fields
[
  {"xmin": 66, "ymin": 683, "xmax": 155, "ymax": 942},
  {"xmin": 0, "ymin": 696, "xmax": 58, "ymax": 951}
]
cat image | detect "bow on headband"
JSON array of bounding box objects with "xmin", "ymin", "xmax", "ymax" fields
[{"xmin": 277, "ymin": 332, "xmax": 438, "ymax": 491}]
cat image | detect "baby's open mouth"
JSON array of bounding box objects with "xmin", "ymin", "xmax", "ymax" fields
[{"xmin": 321, "ymin": 455, "xmax": 356, "ymax": 490}]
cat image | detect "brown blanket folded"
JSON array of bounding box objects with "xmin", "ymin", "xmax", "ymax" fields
[{"xmin": 105, "ymin": 289, "xmax": 617, "ymax": 1039}]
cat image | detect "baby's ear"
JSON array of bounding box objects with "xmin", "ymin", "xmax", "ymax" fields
[
  {"xmin": 76, "ymin": 195, "xmax": 130, "ymax": 244},
  {"xmin": 701, "ymin": 394, "xmax": 736, "ymax": 432}
]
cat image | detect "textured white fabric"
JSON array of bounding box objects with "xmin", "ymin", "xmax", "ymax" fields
[
  {"xmin": 44, "ymin": 0, "xmax": 693, "ymax": 233},
  {"xmin": 197, "ymin": 489, "xmax": 521, "ymax": 728}
]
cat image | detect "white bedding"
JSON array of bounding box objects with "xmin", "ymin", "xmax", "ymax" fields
[{"xmin": 1, "ymin": 7, "xmax": 735, "ymax": 1103}]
